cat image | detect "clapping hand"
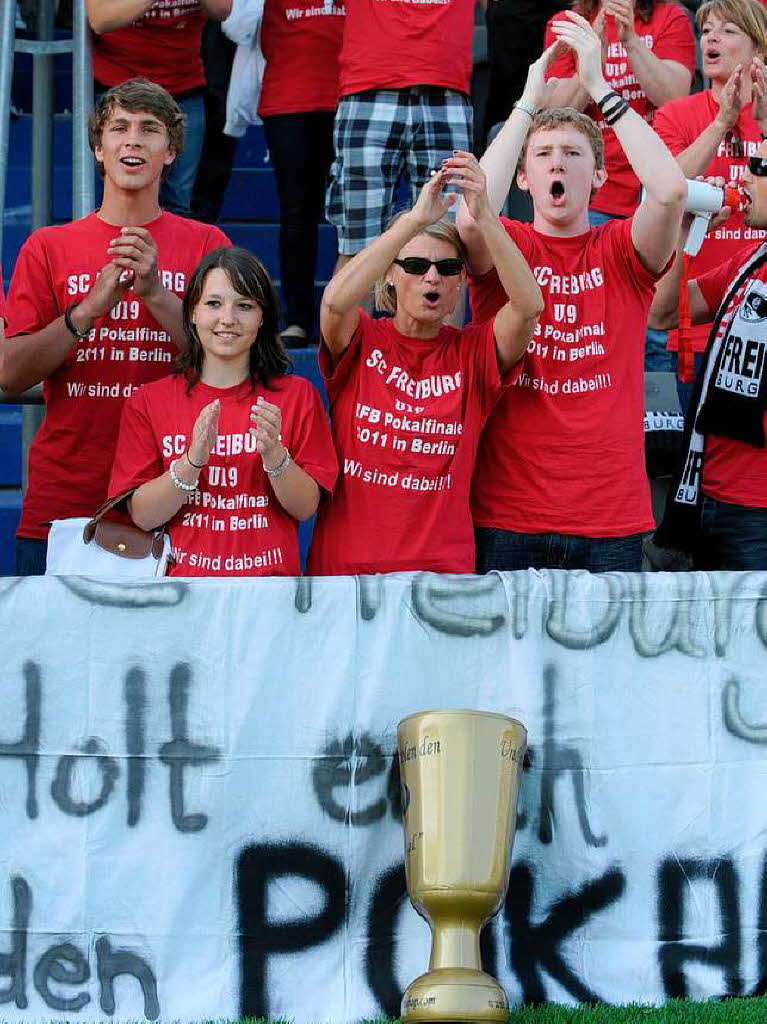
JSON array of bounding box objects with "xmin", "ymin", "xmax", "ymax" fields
[
  {"xmin": 188, "ymin": 399, "xmax": 220, "ymax": 469},
  {"xmin": 442, "ymin": 150, "xmax": 491, "ymax": 224},
  {"xmin": 751, "ymin": 56, "xmax": 767, "ymax": 127},
  {"xmin": 410, "ymin": 168, "xmax": 459, "ymax": 230},
  {"xmin": 520, "ymin": 41, "xmax": 566, "ymax": 110},
  {"xmin": 602, "ymin": 0, "xmax": 636, "ymax": 44},
  {"xmin": 249, "ymin": 396, "xmax": 283, "ymax": 461},
  {"xmin": 107, "ymin": 227, "xmax": 161, "ymax": 300},
  {"xmin": 77, "ymin": 261, "xmax": 134, "ymax": 324},
  {"xmin": 716, "ymin": 63, "xmax": 751, "ymax": 129},
  {"xmin": 550, "ymin": 10, "xmax": 608, "ymax": 99}
]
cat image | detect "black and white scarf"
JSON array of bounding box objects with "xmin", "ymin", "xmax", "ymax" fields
[{"xmin": 654, "ymin": 241, "xmax": 767, "ymax": 556}]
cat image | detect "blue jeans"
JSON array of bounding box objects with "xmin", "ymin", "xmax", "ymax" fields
[
  {"xmin": 698, "ymin": 496, "xmax": 767, "ymax": 570},
  {"xmin": 645, "ymin": 327, "xmax": 676, "ymax": 373},
  {"xmin": 161, "ymin": 92, "xmax": 205, "ymax": 215},
  {"xmin": 475, "ymin": 527, "xmax": 644, "ymax": 573},
  {"xmin": 15, "ymin": 537, "xmax": 48, "ymax": 576}
]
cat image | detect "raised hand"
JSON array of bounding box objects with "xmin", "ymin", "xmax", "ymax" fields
[
  {"xmin": 249, "ymin": 396, "xmax": 283, "ymax": 461},
  {"xmin": 592, "ymin": 6, "xmax": 607, "ymax": 47},
  {"xmin": 442, "ymin": 150, "xmax": 491, "ymax": 223},
  {"xmin": 549, "ymin": 10, "xmax": 608, "ymax": 98},
  {"xmin": 716, "ymin": 64, "xmax": 747, "ymax": 130},
  {"xmin": 107, "ymin": 226, "xmax": 160, "ymax": 299},
  {"xmin": 521, "ymin": 40, "xmax": 566, "ymax": 109},
  {"xmin": 411, "ymin": 167, "xmax": 459, "ymax": 229},
  {"xmin": 602, "ymin": 0, "xmax": 636, "ymax": 44},
  {"xmin": 188, "ymin": 399, "xmax": 220, "ymax": 468},
  {"xmin": 751, "ymin": 56, "xmax": 767, "ymax": 127}
]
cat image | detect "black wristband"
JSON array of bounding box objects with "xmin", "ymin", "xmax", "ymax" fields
[
  {"xmin": 63, "ymin": 304, "xmax": 90, "ymax": 340},
  {"xmin": 185, "ymin": 451, "xmax": 205, "ymax": 469},
  {"xmin": 603, "ymin": 100, "xmax": 630, "ymax": 127},
  {"xmin": 596, "ymin": 90, "xmax": 621, "ymax": 113}
]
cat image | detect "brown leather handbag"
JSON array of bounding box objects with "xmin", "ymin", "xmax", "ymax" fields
[
  {"xmin": 46, "ymin": 491, "xmax": 171, "ymax": 577},
  {"xmin": 83, "ymin": 490, "xmax": 167, "ymax": 560}
]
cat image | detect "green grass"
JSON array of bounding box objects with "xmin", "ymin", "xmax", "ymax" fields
[
  {"xmin": 196, "ymin": 1000, "xmax": 767, "ymax": 1024},
  {"xmin": 19, "ymin": 1002, "xmax": 767, "ymax": 1024},
  {"xmin": 507, "ymin": 997, "xmax": 767, "ymax": 1021}
]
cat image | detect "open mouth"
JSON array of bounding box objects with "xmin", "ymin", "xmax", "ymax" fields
[
  {"xmin": 743, "ymin": 190, "xmax": 753, "ymax": 213},
  {"xmin": 424, "ymin": 291, "xmax": 440, "ymax": 305},
  {"xmin": 550, "ymin": 180, "xmax": 566, "ymax": 205},
  {"xmin": 120, "ymin": 157, "xmax": 145, "ymax": 168}
]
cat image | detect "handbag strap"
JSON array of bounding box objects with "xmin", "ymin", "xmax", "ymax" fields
[{"xmin": 82, "ymin": 489, "xmax": 138, "ymax": 544}]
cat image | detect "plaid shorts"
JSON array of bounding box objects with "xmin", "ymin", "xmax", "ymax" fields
[{"xmin": 326, "ymin": 87, "xmax": 473, "ymax": 256}]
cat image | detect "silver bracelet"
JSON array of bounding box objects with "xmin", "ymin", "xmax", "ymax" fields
[
  {"xmin": 263, "ymin": 447, "xmax": 291, "ymax": 478},
  {"xmin": 169, "ymin": 458, "xmax": 199, "ymax": 491},
  {"xmin": 513, "ymin": 100, "xmax": 536, "ymax": 120}
]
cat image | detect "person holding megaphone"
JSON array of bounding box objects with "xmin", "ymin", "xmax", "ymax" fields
[
  {"xmin": 649, "ymin": 0, "xmax": 767, "ymax": 411},
  {"xmin": 650, "ymin": 156, "xmax": 767, "ymax": 571}
]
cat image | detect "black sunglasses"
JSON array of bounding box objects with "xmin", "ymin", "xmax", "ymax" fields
[
  {"xmin": 393, "ymin": 257, "xmax": 464, "ymax": 276},
  {"xmin": 748, "ymin": 156, "xmax": 767, "ymax": 177}
]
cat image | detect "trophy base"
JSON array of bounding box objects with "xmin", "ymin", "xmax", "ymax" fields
[{"xmin": 400, "ymin": 967, "xmax": 509, "ymax": 1022}]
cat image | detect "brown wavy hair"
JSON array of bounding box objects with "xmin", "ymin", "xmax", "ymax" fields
[
  {"xmin": 178, "ymin": 247, "xmax": 291, "ymax": 392},
  {"xmin": 89, "ymin": 77, "xmax": 184, "ymax": 180},
  {"xmin": 574, "ymin": 0, "xmax": 655, "ymax": 23}
]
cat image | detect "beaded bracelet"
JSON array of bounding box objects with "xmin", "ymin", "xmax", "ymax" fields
[{"xmin": 169, "ymin": 458, "xmax": 199, "ymax": 491}]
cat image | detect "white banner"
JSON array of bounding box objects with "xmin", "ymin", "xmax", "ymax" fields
[{"xmin": 1, "ymin": 571, "xmax": 767, "ymax": 1022}]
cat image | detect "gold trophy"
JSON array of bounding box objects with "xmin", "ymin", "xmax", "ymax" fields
[{"xmin": 398, "ymin": 709, "xmax": 527, "ymax": 1022}]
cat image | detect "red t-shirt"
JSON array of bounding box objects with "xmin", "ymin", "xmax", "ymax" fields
[
  {"xmin": 0, "ymin": 270, "xmax": 5, "ymax": 322},
  {"xmin": 6, "ymin": 210, "xmax": 230, "ymax": 539},
  {"xmin": 306, "ymin": 311, "xmax": 508, "ymax": 575},
  {"xmin": 696, "ymin": 247, "xmax": 767, "ymax": 508},
  {"xmin": 259, "ymin": 0, "xmax": 345, "ymax": 116},
  {"xmin": 469, "ymin": 217, "xmax": 661, "ymax": 537},
  {"xmin": 338, "ymin": 0, "xmax": 474, "ymax": 98},
  {"xmin": 654, "ymin": 90, "xmax": 767, "ymax": 352},
  {"xmin": 91, "ymin": 0, "xmax": 206, "ymax": 95},
  {"xmin": 545, "ymin": 3, "xmax": 695, "ymax": 218},
  {"xmin": 109, "ymin": 373, "xmax": 338, "ymax": 576}
]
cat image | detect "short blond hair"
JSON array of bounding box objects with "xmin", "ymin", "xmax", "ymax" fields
[
  {"xmin": 518, "ymin": 108, "xmax": 604, "ymax": 175},
  {"xmin": 696, "ymin": 0, "xmax": 767, "ymax": 53},
  {"xmin": 374, "ymin": 215, "xmax": 467, "ymax": 314}
]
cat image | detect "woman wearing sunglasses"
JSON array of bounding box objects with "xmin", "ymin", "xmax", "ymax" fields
[{"xmin": 306, "ymin": 153, "xmax": 543, "ymax": 575}]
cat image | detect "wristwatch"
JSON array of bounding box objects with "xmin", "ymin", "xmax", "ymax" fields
[{"xmin": 63, "ymin": 303, "xmax": 91, "ymax": 340}]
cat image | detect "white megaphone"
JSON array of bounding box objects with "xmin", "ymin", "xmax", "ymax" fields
[{"xmin": 683, "ymin": 179, "xmax": 741, "ymax": 257}]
